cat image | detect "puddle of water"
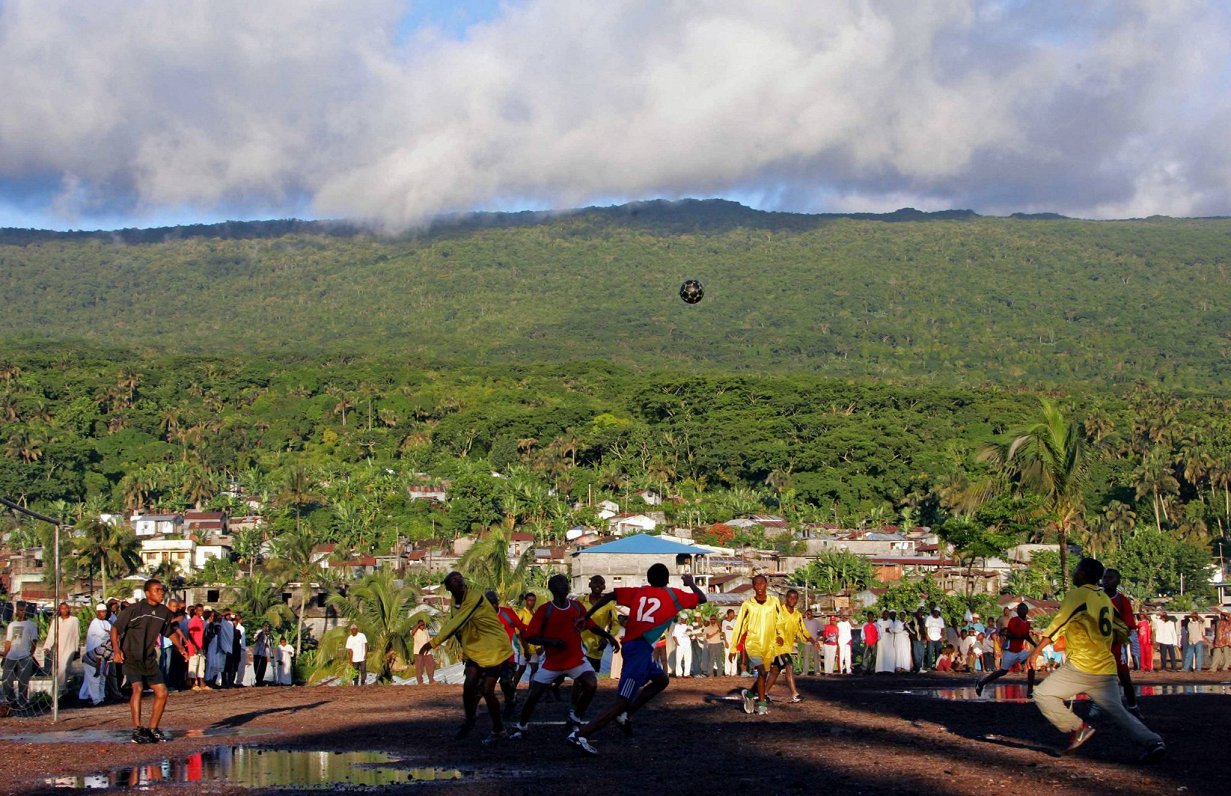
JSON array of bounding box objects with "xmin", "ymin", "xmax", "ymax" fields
[
  {"xmin": 42, "ymin": 748, "xmax": 464, "ymax": 789},
  {"xmin": 898, "ymin": 683, "xmax": 1231, "ymax": 702},
  {"xmin": 1, "ymin": 727, "xmax": 274, "ymax": 744}
]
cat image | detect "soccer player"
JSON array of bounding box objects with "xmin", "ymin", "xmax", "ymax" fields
[
  {"xmin": 764, "ymin": 589, "xmax": 815, "ymax": 703},
  {"xmin": 975, "ymin": 602, "xmax": 1037, "ymax": 697},
  {"xmin": 579, "ymin": 575, "xmax": 619, "ymax": 673},
  {"xmin": 732, "ymin": 574, "xmax": 782, "ymax": 716},
  {"xmin": 510, "ymin": 575, "xmax": 620, "ymax": 736},
  {"xmin": 1026, "ymin": 557, "xmax": 1165, "ymax": 761},
  {"xmin": 1101, "ymin": 568, "xmax": 1142, "ymax": 718},
  {"xmin": 486, "ymin": 591, "xmax": 527, "ymax": 719},
  {"xmin": 566, "ymin": 565, "xmax": 705, "ymax": 755},
  {"xmin": 419, "ymin": 572, "xmax": 516, "ymax": 744},
  {"xmin": 514, "ymin": 592, "xmax": 542, "ymax": 685},
  {"xmin": 109, "ymin": 578, "xmax": 189, "ymax": 743}
]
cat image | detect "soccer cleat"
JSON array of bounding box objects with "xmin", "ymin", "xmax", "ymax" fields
[
  {"xmin": 481, "ymin": 730, "xmax": 507, "ymax": 746},
  {"xmin": 149, "ymin": 728, "xmax": 172, "ymax": 743},
  {"xmin": 1063, "ymin": 724, "xmax": 1096, "ymax": 755},
  {"xmin": 974, "ymin": 681, "xmax": 985, "ymax": 698},
  {"xmin": 453, "ymin": 719, "xmax": 476, "ymax": 741},
  {"xmin": 567, "ymin": 709, "xmax": 584, "ymax": 726},
  {"xmin": 506, "ymin": 722, "xmax": 527, "ymax": 740},
  {"xmin": 131, "ymin": 728, "xmax": 155, "ymax": 744},
  {"xmin": 790, "ymin": 694, "xmax": 803, "ymax": 704},
  {"xmin": 741, "ymin": 689, "xmax": 756, "ymax": 715},
  {"xmin": 756, "ymin": 701, "xmax": 769, "ymax": 716},
  {"xmin": 1140, "ymin": 741, "xmax": 1166, "ymax": 763},
  {"xmin": 614, "ymin": 711, "xmax": 633, "ymax": 737},
  {"xmin": 567, "ymin": 730, "xmax": 599, "ymax": 756}
]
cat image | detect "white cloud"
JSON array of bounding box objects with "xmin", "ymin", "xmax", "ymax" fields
[{"xmin": 1, "ymin": 0, "xmax": 1229, "ymax": 229}]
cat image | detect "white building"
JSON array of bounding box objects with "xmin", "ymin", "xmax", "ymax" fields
[
  {"xmin": 140, "ymin": 538, "xmax": 195, "ymax": 573},
  {"xmin": 132, "ymin": 512, "xmax": 184, "ymax": 537},
  {"xmin": 607, "ymin": 513, "xmax": 658, "ymax": 536}
]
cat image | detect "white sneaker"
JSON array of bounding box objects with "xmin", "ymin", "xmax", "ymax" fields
[
  {"xmin": 567, "ymin": 730, "xmax": 598, "ymax": 756},
  {"xmin": 741, "ymin": 689, "xmax": 756, "ymax": 715},
  {"xmin": 568, "ymin": 709, "xmax": 584, "ymax": 725},
  {"xmin": 507, "ymin": 723, "xmax": 527, "ymax": 739}
]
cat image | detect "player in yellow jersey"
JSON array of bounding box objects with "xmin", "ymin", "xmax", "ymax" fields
[
  {"xmin": 580, "ymin": 576, "xmax": 619, "ymax": 674},
  {"xmin": 515, "ymin": 593, "xmax": 542, "ymax": 685},
  {"xmin": 764, "ymin": 589, "xmax": 817, "ymax": 703},
  {"xmin": 419, "ymin": 571, "xmax": 516, "ymax": 745},
  {"xmin": 1026, "ymin": 558, "xmax": 1165, "ymax": 761},
  {"xmin": 732, "ymin": 574, "xmax": 782, "ymax": 715}
]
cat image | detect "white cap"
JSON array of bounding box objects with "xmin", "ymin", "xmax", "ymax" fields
[{"xmin": 95, "ymin": 603, "xmax": 108, "ymax": 612}]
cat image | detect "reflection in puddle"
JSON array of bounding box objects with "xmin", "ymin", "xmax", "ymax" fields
[
  {"xmin": 2, "ymin": 727, "xmax": 274, "ymax": 744},
  {"xmin": 899, "ymin": 683, "xmax": 1231, "ymax": 702},
  {"xmin": 42, "ymin": 748, "xmax": 465, "ymax": 789}
]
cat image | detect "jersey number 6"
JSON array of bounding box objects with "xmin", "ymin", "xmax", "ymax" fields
[{"xmin": 1098, "ymin": 607, "xmax": 1112, "ymax": 637}]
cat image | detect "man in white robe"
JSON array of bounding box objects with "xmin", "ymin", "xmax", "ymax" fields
[{"xmin": 891, "ymin": 613, "xmax": 911, "ymax": 672}]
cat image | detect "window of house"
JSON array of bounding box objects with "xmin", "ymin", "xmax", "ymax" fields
[{"xmin": 207, "ymin": 589, "xmax": 220, "ymax": 603}]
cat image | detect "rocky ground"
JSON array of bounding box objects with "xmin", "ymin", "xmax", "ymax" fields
[{"xmin": 1, "ymin": 669, "xmax": 1225, "ymax": 795}]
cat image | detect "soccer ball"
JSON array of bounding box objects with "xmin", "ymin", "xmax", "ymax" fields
[{"xmin": 679, "ymin": 279, "xmax": 704, "ymax": 304}]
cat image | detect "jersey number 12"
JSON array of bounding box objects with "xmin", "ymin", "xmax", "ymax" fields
[{"xmin": 636, "ymin": 597, "xmax": 661, "ymax": 623}]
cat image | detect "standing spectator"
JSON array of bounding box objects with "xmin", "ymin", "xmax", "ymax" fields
[
  {"xmin": 875, "ymin": 611, "xmax": 895, "ymax": 673},
  {"xmin": 275, "ymin": 637, "xmax": 295, "ymax": 685},
  {"xmin": 978, "ymin": 632, "xmax": 995, "ymax": 673},
  {"xmin": 164, "ymin": 599, "xmax": 186, "ymax": 690},
  {"xmin": 1136, "ymin": 613, "xmax": 1153, "ymax": 671},
  {"xmin": 1153, "ymin": 613, "xmax": 1179, "ymax": 671},
  {"xmin": 1210, "ymin": 610, "xmax": 1231, "ymax": 672},
  {"xmin": 821, "ymin": 615, "xmax": 839, "ymax": 674},
  {"xmin": 720, "ymin": 609, "xmax": 739, "ymax": 676},
  {"xmin": 958, "ymin": 629, "xmax": 975, "ymax": 672},
  {"xmin": 252, "ymin": 624, "xmax": 272, "ymax": 686},
  {"xmin": 413, "ymin": 620, "xmax": 436, "ymax": 684},
  {"xmin": 1182, "ymin": 612, "xmax": 1207, "ymax": 672},
  {"xmin": 1, "ymin": 604, "xmax": 38, "ymax": 703},
  {"xmin": 925, "ymin": 608, "xmax": 945, "ymax": 670},
  {"xmin": 185, "ymin": 606, "xmax": 206, "ymax": 691},
  {"xmin": 216, "ymin": 611, "xmax": 235, "ymax": 687},
  {"xmin": 79, "ymin": 603, "xmax": 113, "ymax": 705},
  {"xmin": 232, "ymin": 615, "xmax": 247, "ymax": 686},
  {"xmin": 837, "ymin": 613, "xmax": 853, "ymax": 674},
  {"xmin": 861, "ymin": 612, "xmax": 879, "ymax": 674},
  {"xmin": 671, "ymin": 617, "xmax": 693, "ymax": 677},
  {"xmin": 48, "ymin": 602, "xmax": 81, "ymax": 691},
  {"xmin": 702, "ymin": 616, "xmax": 723, "ymax": 677},
  {"xmin": 345, "ymin": 624, "xmax": 369, "ymax": 685},
  {"xmin": 890, "ymin": 612, "xmax": 911, "ymax": 672},
  {"xmin": 907, "ymin": 609, "xmax": 926, "ymax": 673}
]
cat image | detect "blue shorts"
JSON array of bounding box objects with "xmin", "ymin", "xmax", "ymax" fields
[{"xmin": 617, "ymin": 638, "xmax": 664, "ymax": 702}]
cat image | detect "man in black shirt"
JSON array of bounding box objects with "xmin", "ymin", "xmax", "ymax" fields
[{"xmin": 110, "ymin": 578, "xmax": 188, "ymax": 744}]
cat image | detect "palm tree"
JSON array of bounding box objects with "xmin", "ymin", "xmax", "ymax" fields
[
  {"xmin": 1133, "ymin": 453, "xmax": 1180, "ymax": 532},
  {"xmin": 316, "ymin": 570, "xmax": 427, "ymax": 682},
  {"xmin": 268, "ymin": 524, "xmax": 325, "ymax": 655},
  {"xmin": 73, "ymin": 517, "xmax": 143, "ymax": 601},
  {"xmin": 231, "ymin": 572, "xmax": 296, "ymax": 629},
  {"xmin": 458, "ymin": 528, "xmax": 534, "ymax": 603},
  {"xmin": 277, "ymin": 464, "xmax": 321, "ymax": 536},
  {"xmin": 981, "ymin": 397, "xmax": 1087, "ymax": 589}
]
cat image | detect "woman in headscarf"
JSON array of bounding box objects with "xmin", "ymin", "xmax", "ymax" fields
[
  {"xmin": 890, "ymin": 611, "xmax": 911, "ymax": 672},
  {"xmin": 875, "ymin": 610, "xmax": 896, "ymax": 673}
]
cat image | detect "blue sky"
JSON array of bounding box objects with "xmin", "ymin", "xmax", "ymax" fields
[{"xmin": 2, "ymin": 1, "xmax": 1230, "ymax": 232}]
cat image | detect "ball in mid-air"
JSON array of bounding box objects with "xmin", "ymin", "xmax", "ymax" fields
[{"xmin": 679, "ymin": 279, "xmax": 704, "ymax": 304}]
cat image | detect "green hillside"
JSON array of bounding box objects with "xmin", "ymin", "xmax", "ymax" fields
[{"xmin": 2, "ymin": 201, "xmax": 1229, "ymax": 387}]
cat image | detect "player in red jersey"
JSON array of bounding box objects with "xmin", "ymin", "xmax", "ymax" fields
[
  {"xmin": 976, "ymin": 602, "xmax": 1037, "ymax": 697},
  {"xmin": 566, "ymin": 564, "xmax": 705, "ymax": 755},
  {"xmin": 508, "ymin": 575, "xmax": 620, "ymax": 737},
  {"xmin": 486, "ymin": 591, "xmax": 528, "ymax": 719},
  {"xmin": 1101, "ymin": 568, "xmax": 1142, "ymax": 718}
]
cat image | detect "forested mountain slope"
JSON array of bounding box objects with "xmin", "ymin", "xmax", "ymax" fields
[{"xmin": 2, "ymin": 201, "xmax": 1228, "ymax": 387}]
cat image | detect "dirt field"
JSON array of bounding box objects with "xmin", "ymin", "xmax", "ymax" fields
[{"xmin": 1, "ymin": 669, "xmax": 1226, "ymax": 795}]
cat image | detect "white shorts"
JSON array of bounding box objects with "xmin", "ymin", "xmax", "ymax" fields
[
  {"xmin": 187, "ymin": 654, "xmax": 205, "ymax": 677},
  {"xmin": 999, "ymin": 649, "xmax": 1032, "ymax": 671},
  {"xmin": 518, "ymin": 650, "xmax": 540, "ymax": 667},
  {"xmin": 531, "ymin": 660, "xmax": 594, "ymax": 685}
]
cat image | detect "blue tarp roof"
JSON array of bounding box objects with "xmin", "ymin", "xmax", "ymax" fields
[{"xmin": 575, "ymin": 534, "xmax": 709, "ymax": 556}]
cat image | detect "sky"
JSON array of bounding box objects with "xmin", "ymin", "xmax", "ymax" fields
[{"xmin": 2, "ymin": 0, "xmax": 1230, "ymax": 232}]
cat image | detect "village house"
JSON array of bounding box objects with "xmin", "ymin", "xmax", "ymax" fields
[
  {"xmin": 407, "ymin": 481, "xmax": 449, "ymax": 503},
  {"xmin": 183, "ymin": 510, "xmax": 228, "ymax": 537},
  {"xmin": 606, "ymin": 513, "xmax": 658, "ymax": 536}
]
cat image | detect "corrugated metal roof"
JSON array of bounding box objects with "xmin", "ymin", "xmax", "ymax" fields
[{"xmin": 574, "ymin": 533, "xmax": 709, "ymax": 556}]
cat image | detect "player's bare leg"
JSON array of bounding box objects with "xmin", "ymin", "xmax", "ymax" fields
[
  {"xmin": 571, "ymin": 671, "xmax": 598, "ymax": 718},
  {"xmin": 148, "ymin": 683, "xmax": 170, "ymax": 729}
]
